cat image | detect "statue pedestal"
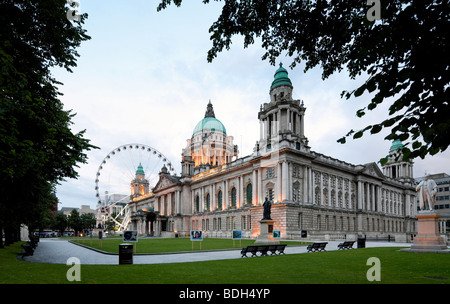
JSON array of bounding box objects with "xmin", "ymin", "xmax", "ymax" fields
[
  {"xmin": 409, "ymin": 212, "xmax": 448, "ymax": 252},
  {"xmin": 255, "ymin": 220, "xmax": 279, "ymax": 244}
]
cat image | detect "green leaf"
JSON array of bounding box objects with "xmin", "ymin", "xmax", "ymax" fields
[
  {"xmin": 382, "ymin": 118, "xmax": 396, "ymax": 127},
  {"xmin": 337, "ymin": 137, "xmax": 346, "ymax": 144},
  {"xmin": 370, "ymin": 124, "xmax": 382, "ymax": 134},
  {"xmin": 353, "ymin": 131, "xmax": 364, "ymax": 139},
  {"xmin": 379, "ymin": 156, "xmax": 389, "ymax": 166},
  {"xmin": 356, "ymin": 108, "xmax": 366, "ymax": 118},
  {"xmin": 412, "ymin": 141, "xmax": 422, "ymax": 149},
  {"xmin": 354, "ymin": 86, "xmax": 365, "ymax": 97}
]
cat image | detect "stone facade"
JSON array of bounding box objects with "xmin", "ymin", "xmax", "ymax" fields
[{"xmin": 127, "ymin": 65, "xmax": 417, "ymax": 242}]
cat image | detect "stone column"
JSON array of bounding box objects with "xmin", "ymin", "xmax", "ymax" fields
[
  {"xmin": 177, "ymin": 190, "xmax": 181, "ymax": 214},
  {"xmin": 277, "ymin": 110, "xmax": 281, "ymax": 135},
  {"xmin": 376, "ymin": 186, "xmax": 380, "ymax": 212},
  {"xmin": 281, "ymin": 161, "xmax": 288, "ymax": 201},
  {"xmin": 257, "ymin": 168, "xmax": 263, "ymax": 205},
  {"xmin": 200, "ymin": 187, "xmax": 204, "ymax": 212},
  {"xmin": 365, "ymin": 183, "xmax": 370, "ymax": 211},
  {"xmin": 260, "ymin": 120, "xmax": 264, "ymax": 140},
  {"xmin": 276, "ymin": 162, "xmax": 282, "ymax": 202},
  {"xmin": 308, "ymin": 167, "xmax": 313, "ymax": 203},
  {"xmin": 252, "ymin": 169, "xmax": 257, "ymax": 205},
  {"xmin": 239, "ymin": 175, "xmax": 244, "ymax": 208},
  {"xmin": 302, "ymin": 166, "xmax": 308, "ymax": 204},
  {"xmin": 300, "ymin": 113, "xmax": 304, "ymax": 137},
  {"xmin": 191, "ymin": 190, "xmax": 194, "ymax": 214},
  {"xmin": 357, "ymin": 181, "xmax": 363, "ymax": 210},
  {"xmin": 225, "ymin": 179, "xmax": 229, "ymax": 209},
  {"xmin": 371, "ymin": 184, "xmax": 375, "ymax": 211},
  {"xmin": 212, "ymin": 183, "xmax": 216, "ymax": 211}
]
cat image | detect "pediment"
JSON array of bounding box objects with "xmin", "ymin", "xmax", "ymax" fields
[
  {"xmin": 360, "ymin": 162, "xmax": 385, "ymax": 179},
  {"xmin": 153, "ymin": 174, "xmax": 180, "ymax": 192}
]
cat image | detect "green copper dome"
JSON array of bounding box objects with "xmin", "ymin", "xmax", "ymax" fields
[
  {"xmin": 389, "ymin": 139, "xmax": 404, "ymax": 151},
  {"xmin": 193, "ymin": 117, "xmax": 227, "ymax": 135},
  {"xmin": 193, "ymin": 101, "xmax": 227, "ymax": 136},
  {"xmin": 270, "ymin": 63, "xmax": 293, "ymax": 89},
  {"xmin": 136, "ymin": 163, "xmax": 145, "ymax": 175}
]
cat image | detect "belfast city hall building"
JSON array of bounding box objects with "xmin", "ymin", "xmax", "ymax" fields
[{"xmin": 127, "ymin": 64, "xmax": 418, "ymax": 242}]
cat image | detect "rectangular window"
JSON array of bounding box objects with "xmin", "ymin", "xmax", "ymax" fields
[
  {"xmin": 267, "ymin": 167, "xmax": 275, "ymax": 178},
  {"xmin": 268, "ymin": 188, "xmax": 274, "ymax": 201}
]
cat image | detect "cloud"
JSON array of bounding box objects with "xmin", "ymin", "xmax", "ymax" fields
[{"xmin": 54, "ymin": 0, "xmax": 450, "ymax": 209}]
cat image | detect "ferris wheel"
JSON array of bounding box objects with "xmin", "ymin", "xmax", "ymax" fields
[{"xmin": 94, "ymin": 143, "xmax": 176, "ymax": 230}]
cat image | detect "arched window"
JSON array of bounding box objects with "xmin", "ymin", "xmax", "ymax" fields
[
  {"xmin": 195, "ymin": 195, "xmax": 200, "ymax": 212},
  {"xmin": 217, "ymin": 190, "xmax": 222, "ymax": 210},
  {"xmin": 231, "ymin": 187, "xmax": 236, "ymax": 207},
  {"xmin": 205, "ymin": 193, "xmax": 210, "ymax": 211},
  {"xmin": 246, "ymin": 183, "xmax": 252, "ymax": 205}
]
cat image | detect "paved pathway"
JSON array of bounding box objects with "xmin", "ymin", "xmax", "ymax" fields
[{"xmin": 22, "ymin": 238, "xmax": 411, "ymax": 265}]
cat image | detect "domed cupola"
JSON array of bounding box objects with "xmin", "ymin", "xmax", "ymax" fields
[
  {"xmin": 135, "ymin": 163, "xmax": 145, "ymax": 176},
  {"xmin": 270, "ymin": 62, "xmax": 293, "ymax": 90},
  {"xmin": 382, "ymin": 139, "xmax": 414, "ymax": 183},
  {"xmin": 269, "ymin": 63, "xmax": 294, "ymax": 103},
  {"xmin": 192, "ymin": 101, "xmax": 227, "ymax": 136},
  {"xmin": 389, "ymin": 139, "xmax": 404, "ymax": 151},
  {"xmin": 182, "ymin": 101, "xmax": 238, "ymax": 174},
  {"xmin": 256, "ymin": 63, "xmax": 309, "ymax": 155},
  {"xmin": 131, "ymin": 163, "xmax": 149, "ymax": 197}
]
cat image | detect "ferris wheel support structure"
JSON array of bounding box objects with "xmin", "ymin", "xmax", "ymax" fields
[{"xmin": 94, "ymin": 143, "xmax": 176, "ymax": 232}]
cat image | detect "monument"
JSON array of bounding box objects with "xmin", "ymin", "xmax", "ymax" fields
[
  {"xmin": 409, "ymin": 177, "xmax": 448, "ymax": 252},
  {"xmin": 255, "ymin": 198, "xmax": 279, "ymax": 244}
]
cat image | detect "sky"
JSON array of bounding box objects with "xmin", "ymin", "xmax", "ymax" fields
[{"xmin": 54, "ymin": 0, "xmax": 450, "ymax": 210}]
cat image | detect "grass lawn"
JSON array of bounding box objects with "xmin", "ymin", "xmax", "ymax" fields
[
  {"xmin": 70, "ymin": 237, "xmax": 309, "ymax": 254},
  {"xmin": 0, "ymin": 240, "xmax": 449, "ymax": 284}
]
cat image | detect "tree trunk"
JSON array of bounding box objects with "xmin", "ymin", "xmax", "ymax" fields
[{"xmin": 0, "ymin": 224, "xmax": 4, "ymax": 249}]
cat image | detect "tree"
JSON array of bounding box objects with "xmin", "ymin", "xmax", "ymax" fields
[
  {"xmin": 68, "ymin": 209, "xmax": 82, "ymax": 235},
  {"xmin": 104, "ymin": 219, "xmax": 116, "ymax": 235},
  {"xmin": 0, "ymin": 0, "xmax": 96, "ymax": 246},
  {"xmin": 157, "ymin": 0, "xmax": 449, "ymax": 163},
  {"xmin": 80, "ymin": 213, "xmax": 96, "ymax": 234},
  {"xmin": 52, "ymin": 212, "xmax": 68, "ymax": 236}
]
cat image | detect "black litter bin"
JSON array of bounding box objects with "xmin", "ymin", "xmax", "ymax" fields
[
  {"xmin": 119, "ymin": 243, "xmax": 133, "ymax": 264},
  {"xmin": 357, "ymin": 237, "xmax": 366, "ymax": 248}
]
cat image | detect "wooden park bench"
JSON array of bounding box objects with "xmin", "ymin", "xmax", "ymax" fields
[
  {"xmin": 337, "ymin": 241, "xmax": 355, "ymax": 250},
  {"xmin": 241, "ymin": 245, "xmax": 259, "ymax": 257},
  {"xmin": 306, "ymin": 242, "xmax": 328, "ymax": 252},
  {"xmin": 241, "ymin": 244, "xmax": 288, "ymax": 257},
  {"xmin": 268, "ymin": 244, "xmax": 287, "ymax": 255}
]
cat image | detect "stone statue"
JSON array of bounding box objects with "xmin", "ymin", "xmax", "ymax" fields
[
  {"xmin": 416, "ymin": 178, "xmax": 438, "ymax": 211},
  {"xmin": 263, "ymin": 197, "xmax": 272, "ymax": 220}
]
